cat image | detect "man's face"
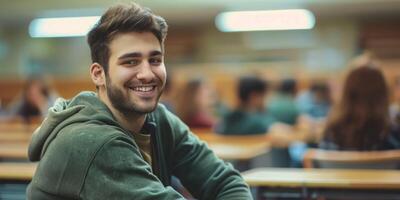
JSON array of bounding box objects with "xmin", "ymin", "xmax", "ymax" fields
[{"xmin": 105, "ymin": 32, "xmax": 166, "ymax": 115}]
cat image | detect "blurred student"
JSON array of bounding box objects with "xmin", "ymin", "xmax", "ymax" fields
[
  {"xmin": 27, "ymin": 3, "xmax": 251, "ymax": 199},
  {"xmin": 320, "ymin": 62, "xmax": 400, "ymax": 150},
  {"xmin": 296, "ymin": 81, "xmax": 332, "ymax": 120},
  {"xmin": 176, "ymin": 78, "xmax": 216, "ymax": 129},
  {"xmin": 216, "ymin": 76, "xmax": 275, "ymax": 135},
  {"xmin": 7, "ymin": 77, "xmax": 56, "ymax": 122},
  {"xmin": 159, "ymin": 73, "xmax": 175, "ymax": 113},
  {"xmin": 267, "ymin": 78, "xmax": 300, "ymax": 125},
  {"xmin": 390, "ymin": 76, "xmax": 400, "ymax": 126}
]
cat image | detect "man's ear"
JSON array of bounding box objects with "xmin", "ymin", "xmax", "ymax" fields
[{"xmin": 90, "ymin": 63, "xmax": 106, "ymax": 87}]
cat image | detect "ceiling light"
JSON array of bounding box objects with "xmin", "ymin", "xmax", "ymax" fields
[
  {"xmin": 215, "ymin": 9, "xmax": 315, "ymax": 32},
  {"xmin": 29, "ymin": 16, "xmax": 100, "ymax": 38}
]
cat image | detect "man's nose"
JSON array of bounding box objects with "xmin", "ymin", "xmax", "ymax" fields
[{"xmin": 136, "ymin": 62, "xmax": 155, "ymax": 82}]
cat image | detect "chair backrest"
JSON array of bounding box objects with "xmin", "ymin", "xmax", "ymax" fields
[{"xmin": 303, "ymin": 148, "xmax": 400, "ymax": 169}]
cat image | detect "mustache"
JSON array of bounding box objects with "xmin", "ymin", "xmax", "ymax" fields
[{"xmin": 124, "ymin": 80, "xmax": 158, "ymax": 87}]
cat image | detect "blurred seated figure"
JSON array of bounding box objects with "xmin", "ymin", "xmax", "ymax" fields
[
  {"xmin": 6, "ymin": 77, "xmax": 57, "ymax": 122},
  {"xmin": 320, "ymin": 61, "xmax": 400, "ymax": 151},
  {"xmin": 216, "ymin": 76, "xmax": 275, "ymax": 135},
  {"xmin": 296, "ymin": 81, "xmax": 332, "ymax": 120},
  {"xmin": 267, "ymin": 78, "xmax": 300, "ymax": 125},
  {"xmin": 159, "ymin": 74, "xmax": 176, "ymax": 113},
  {"xmin": 390, "ymin": 76, "xmax": 400, "ymax": 129},
  {"xmin": 176, "ymin": 78, "xmax": 216, "ymax": 129}
]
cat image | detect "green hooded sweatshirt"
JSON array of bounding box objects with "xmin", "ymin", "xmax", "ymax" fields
[{"xmin": 27, "ymin": 91, "xmax": 252, "ymax": 200}]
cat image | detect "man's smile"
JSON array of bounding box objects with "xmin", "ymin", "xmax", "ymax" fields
[
  {"xmin": 127, "ymin": 84, "xmax": 158, "ymax": 98},
  {"xmin": 129, "ymin": 85, "xmax": 156, "ymax": 92}
]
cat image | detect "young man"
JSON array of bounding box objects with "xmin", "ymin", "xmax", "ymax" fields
[{"xmin": 27, "ymin": 3, "xmax": 252, "ymax": 200}]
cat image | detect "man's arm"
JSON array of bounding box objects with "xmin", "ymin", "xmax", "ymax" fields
[
  {"xmin": 166, "ymin": 111, "xmax": 253, "ymax": 200},
  {"xmin": 80, "ymin": 136, "xmax": 185, "ymax": 200}
]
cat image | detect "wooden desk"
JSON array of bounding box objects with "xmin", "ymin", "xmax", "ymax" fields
[
  {"xmin": 2, "ymin": 132, "xmax": 271, "ymax": 161},
  {"xmin": 0, "ymin": 143, "xmax": 29, "ymax": 160},
  {"xmin": 0, "ymin": 122, "xmax": 39, "ymax": 133},
  {"xmin": 197, "ymin": 133, "xmax": 268, "ymax": 144},
  {"xmin": 196, "ymin": 133, "xmax": 270, "ymax": 161},
  {"xmin": 242, "ymin": 168, "xmax": 400, "ymax": 199},
  {"xmin": 0, "ymin": 162, "xmax": 36, "ymax": 181},
  {"xmin": 207, "ymin": 142, "xmax": 269, "ymax": 160},
  {"xmin": 0, "ymin": 132, "xmax": 32, "ymax": 143}
]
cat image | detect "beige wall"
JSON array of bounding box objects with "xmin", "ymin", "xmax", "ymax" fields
[{"xmin": 0, "ymin": 18, "xmax": 359, "ymax": 79}]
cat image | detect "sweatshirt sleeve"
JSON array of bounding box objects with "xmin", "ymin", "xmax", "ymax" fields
[
  {"xmin": 80, "ymin": 136, "xmax": 185, "ymax": 200},
  {"xmin": 165, "ymin": 111, "xmax": 253, "ymax": 200}
]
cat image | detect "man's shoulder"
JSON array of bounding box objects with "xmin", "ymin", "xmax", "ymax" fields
[
  {"xmin": 30, "ymin": 122, "xmax": 135, "ymax": 199},
  {"xmin": 41, "ymin": 122, "xmax": 134, "ymax": 172},
  {"xmin": 58, "ymin": 122, "xmax": 130, "ymax": 146}
]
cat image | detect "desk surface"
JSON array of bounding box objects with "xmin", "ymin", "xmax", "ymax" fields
[
  {"xmin": 197, "ymin": 133, "xmax": 268, "ymax": 144},
  {"xmin": 208, "ymin": 143, "xmax": 269, "ymax": 160},
  {"xmin": 197, "ymin": 133, "xmax": 270, "ymax": 160},
  {"xmin": 0, "ymin": 143, "xmax": 29, "ymax": 159},
  {"xmin": 0, "ymin": 123, "xmax": 39, "ymax": 133},
  {"xmin": 0, "ymin": 162, "xmax": 37, "ymax": 181},
  {"xmin": 0, "ymin": 132, "xmax": 270, "ymax": 161},
  {"xmin": 0, "ymin": 132, "xmax": 32, "ymax": 143},
  {"xmin": 242, "ymin": 168, "xmax": 400, "ymax": 189}
]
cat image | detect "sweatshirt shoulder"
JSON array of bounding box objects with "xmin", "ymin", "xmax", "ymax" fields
[
  {"xmin": 57, "ymin": 122, "xmax": 134, "ymax": 153},
  {"xmin": 30, "ymin": 123, "xmax": 135, "ymax": 199}
]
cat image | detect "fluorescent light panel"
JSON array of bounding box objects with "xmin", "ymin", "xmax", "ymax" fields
[
  {"xmin": 215, "ymin": 9, "xmax": 315, "ymax": 32},
  {"xmin": 29, "ymin": 16, "xmax": 100, "ymax": 38}
]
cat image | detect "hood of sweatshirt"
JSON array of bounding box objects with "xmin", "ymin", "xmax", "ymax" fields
[{"xmin": 28, "ymin": 91, "xmax": 120, "ymax": 161}]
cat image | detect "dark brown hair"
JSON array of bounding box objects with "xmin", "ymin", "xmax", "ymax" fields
[
  {"xmin": 324, "ymin": 63, "xmax": 390, "ymax": 150},
  {"xmin": 238, "ymin": 76, "xmax": 268, "ymax": 105},
  {"xmin": 87, "ymin": 2, "xmax": 168, "ymax": 73}
]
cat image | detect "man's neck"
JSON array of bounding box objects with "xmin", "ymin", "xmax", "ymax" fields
[{"xmin": 110, "ymin": 106, "xmax": 146, "ymax": 134}]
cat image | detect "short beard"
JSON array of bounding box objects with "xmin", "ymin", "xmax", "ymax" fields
[{"xmin": 105, "ymin": 75, "xmax": 162, "ymax": 117}]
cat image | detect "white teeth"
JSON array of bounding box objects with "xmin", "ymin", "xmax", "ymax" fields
[{"xmin": 132, "ymin": 86, "xmax": 154, "ymax": 92}]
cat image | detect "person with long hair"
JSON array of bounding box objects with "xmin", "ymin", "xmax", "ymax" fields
[
  {"xmin": 320, "ymin": 61, "xmax": 400, "ymax": 150},
  {"xmin": 176, "ymin": 78, "xmax": 216, "ymax": 129}
]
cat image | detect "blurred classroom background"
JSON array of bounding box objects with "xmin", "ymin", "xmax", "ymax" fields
[{"xmin": 1, "ymin": 0, "xmax": 400, "ymax": 199}]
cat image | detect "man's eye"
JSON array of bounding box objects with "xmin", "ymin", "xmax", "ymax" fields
[
  {"xmin": 149, "ymin": 58, "xmax": 162, "ymax": 65},
  {"xmin": 123, "ymin": 60, "xmax": 140, "ymax": 65}
]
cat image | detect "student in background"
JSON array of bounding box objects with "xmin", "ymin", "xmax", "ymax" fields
[
  {"xmin": 390, "ymin": 76, "xmax": 400, "ymax": 127},
  {"xmin": 267, "ymin": 78, "xmax": 300, "ymax": 125},
  {"xmin": 7, "ymin": 77, "xmax": 56, "ymax": 122},
  {"xmin": 320, "ymin": 61, "xmax": 400, "ymax": 150},
  {"xmin": 176, "ymin": 78, "xmax": 216, "ymax": 129},
  {"xmin": 159, "ymin": 73, "xmax": 176, "ymax": 113},
  {"xmin": 216, "ymin": 76, "xmax": 275, "ymax": 135},
  {"xmin": 296, "ymin": 81, "xmax": 332, "ymax": 120},
  {"xmin": 217, "ymin": 76, "xmax": 299, "ymax": 167}
]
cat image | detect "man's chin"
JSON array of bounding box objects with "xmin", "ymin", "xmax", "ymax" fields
[
  {"xmin": 129, "ymin": 102, "xmax": 158, "ymax": 114},
  {"xmin": 136, "ymin": 105, "xmax": 158, "ymax": 114}
]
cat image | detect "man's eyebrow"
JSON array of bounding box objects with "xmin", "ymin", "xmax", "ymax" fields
[
  {"xmin": 118, "ymin": 51, "xmax": 163, "ymax": 60},
  {"xmin": 118, "ymin": 52, "xmax": 142, "ymax": 60},
  {"xmin": 149, "ymin": 50, "xmax": 163, "ymax": 57}
]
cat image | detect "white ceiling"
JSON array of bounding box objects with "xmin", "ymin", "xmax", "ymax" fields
[{"xmin": 0, "ymin": 0, "xmax": 399, "ymax": 26}]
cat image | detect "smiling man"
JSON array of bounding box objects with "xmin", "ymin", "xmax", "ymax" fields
[{"xmin": 26, "ymin": 2, "xmax": 252, "ymax": 200}]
